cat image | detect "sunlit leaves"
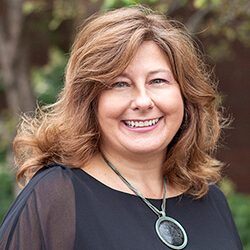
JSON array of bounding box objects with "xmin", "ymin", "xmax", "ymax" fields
[
  {"xmin": 22, "ymin": 1, "xmax": 46, "ymax": 15},
  {"xmin": 49, "ymin": 0, "xmax": 79, "ymax": 30},
  {"xmin": 102, "ymin": 0, "xmax": 160, "ymax": 10},
  {"xmin": 194, "ymin": 0, "xmax": 220, "ymax": 9}
]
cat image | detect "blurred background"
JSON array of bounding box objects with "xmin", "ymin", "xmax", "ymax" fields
[{"xmin": 0, "ymin": 0, "xmax": 249, "ymax": 248}]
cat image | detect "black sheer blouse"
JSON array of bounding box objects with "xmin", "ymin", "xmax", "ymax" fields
[{"xmin": 0, "ymin": 165, "xmax": 242, "ymax": 250}]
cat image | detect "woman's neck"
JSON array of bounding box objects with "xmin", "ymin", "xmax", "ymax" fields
[
  {"xmin": 100, "ymin": 148, "xmax": 165, "ymax": 185},
  {"xmin": 82, "ymin": 147, "xmax": 184, "ymax": 199}
]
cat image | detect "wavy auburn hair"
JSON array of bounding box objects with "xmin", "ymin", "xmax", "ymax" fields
[{"xmin": 14, "ymin": 6, "xmax": 227, "ymax": 197}]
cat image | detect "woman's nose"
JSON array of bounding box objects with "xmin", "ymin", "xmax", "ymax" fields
[{"xmin": 131, "ymin": 88, "xmax": 154, "ymax": 111}]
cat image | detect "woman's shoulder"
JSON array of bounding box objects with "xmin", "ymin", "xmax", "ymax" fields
[
  {"xmin": 204, "ymin": 184, "xmax": 233, "ymax": 216},
  {"xmin": 0, "ymin": 164, "xmax": 76, "ymax": 230},
  {"xmin": 206, "ymin": 184, "xmax": 228, "ymax": 203},
  {"xmin": 0, "ymin": 164, "xmax": 77, "ymax": 249},
  {"xmin": 28, "ymin": 163, "xmax": 76, "ymax": 194},
  {"xmin": 206, "ymin": 184, "xmax": 242, "ymax": 248},
  {"xmin": 31, "ymin": 163, "xmax": 75, "ymax": 185},
  {"xmin": 207, "ymin": 183, "xmax": 225, "ymax": 196},
  {"xmin": 9, "ymin": 164, "xmax": 77, "ymax": 202}
]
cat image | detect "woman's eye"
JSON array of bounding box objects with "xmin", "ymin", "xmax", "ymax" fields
[
  {"xmin": 150, "ymin": 78, "xmax": 168, "ymax": 85},
  {"xmin": 111, "ymin": 81, "xmax": 130, "ymax": 88}
]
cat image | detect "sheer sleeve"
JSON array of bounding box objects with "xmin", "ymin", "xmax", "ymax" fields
[{"xmin": 0, "ymin": 165, "xmax": 76, "ymax": 250}]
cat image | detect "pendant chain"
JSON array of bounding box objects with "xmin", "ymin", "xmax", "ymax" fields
[{"xmin": 101, "ymin": 153, "xmax": 167, "ymax": 218}]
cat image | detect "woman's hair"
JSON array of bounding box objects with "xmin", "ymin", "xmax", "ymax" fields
[{"xmin": 14, "ymin": 5, "xmax": 228, "ymax": 197}]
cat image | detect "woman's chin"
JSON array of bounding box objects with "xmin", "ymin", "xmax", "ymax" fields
[{"xmin": 122, "ymin": 143, "xmax": 167, "ymax": 157}]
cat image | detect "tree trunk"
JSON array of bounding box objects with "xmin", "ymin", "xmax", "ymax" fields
[
  {"xmin": 16, "ymin": 41, "xmax": 36, "ymax": 113},
  {"xmin": 0, "ymin": 0, "xmax": 35, "ymax": 116}
]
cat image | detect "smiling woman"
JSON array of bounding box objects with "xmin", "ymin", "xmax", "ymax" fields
[{"xmin": 0, "ymin": 5, "xmax": 242, "ymax": 250}]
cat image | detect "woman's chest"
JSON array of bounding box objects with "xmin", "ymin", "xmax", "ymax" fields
[{"xmin": 72, "ymin": 189, "xmax": 241, "ymax": 250}]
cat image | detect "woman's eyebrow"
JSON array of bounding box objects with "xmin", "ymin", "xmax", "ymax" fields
[
  {"xmin": 118, "ymin": 69, "xmax": 172, "ymax": 78},
  {"xmin": 147, "ymin": 69, "xmax": 172, "ymax": 75}
]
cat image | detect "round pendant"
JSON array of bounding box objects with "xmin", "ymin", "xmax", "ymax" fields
[{"xmin": 155, "ymin": 216, "xmax": 188, "ymax": 249}]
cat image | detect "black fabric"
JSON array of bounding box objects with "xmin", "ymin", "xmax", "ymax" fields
[{"xmin": 0, "ymin": 164, "xmax": 242, "ymax": 250}]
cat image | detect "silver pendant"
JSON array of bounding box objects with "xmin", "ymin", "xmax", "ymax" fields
[{"xmin": 155, "ymin": 216, "xmax": 188, "ymax": 249}]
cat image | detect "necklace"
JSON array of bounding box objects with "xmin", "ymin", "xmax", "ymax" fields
[{"xmin": 101, "ymin": 153, "xmax": 188, "ymax": 250}]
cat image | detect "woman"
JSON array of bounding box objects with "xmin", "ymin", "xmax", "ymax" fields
[{"xmin": 0, "ymin": 6, "xmax": 242, "ymax": 250}]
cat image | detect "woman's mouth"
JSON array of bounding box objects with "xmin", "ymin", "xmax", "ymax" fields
[{"xmin": 122, "ymin": 117, "xmax": 162, "ymax": 128}]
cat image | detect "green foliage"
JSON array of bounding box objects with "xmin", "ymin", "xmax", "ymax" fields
[
  {"xmin": 229, "ymin": 194, "xmax": 250, "ymax": 250},
  {"xmin": 101, "ymin": 0, "xmax": 250, "ymax": 61},
  {"xmin": 49, "ymin": 1, "xmax": 78, "ymax": 30},
  {"xmin": 0, "ymin": 114, "xmax": 16, "ymax": 166},
  {"xmin": 22, "ymin": 0, "xmax": 77, "ymax": 30},
  {"xmin": 22, "ymin": 1, "xmax": 46, "ymax": 15},
  {"xmin": 102, "ymin": 0, "xmax": 138, "ymax": 9},
  {"xmin": 193, "ymin": 0, "xmax": 250, "ymax": 60},
  {"xmin": 0, "ymin": 75, "xmax": 4, "ymax": 92},
  {"xmin": 32, "ymin": 48, "xmax": 67, "ymax": 104},
  {"xmin": 0, "ymin": 169, "xmax": 14, "ymax": 224},
  {"xmin": 0, "ymin": 114, "xmax": 16, "ymax": 224},
  {"xmin": 220, "ymin": 178, "xmax": 250, "ymax": 249},
  {"xmin": 102, "ymin": 0, "xmax": 159, "ymax": 10},
  {"xmin": 194, "ymin": 0, "xmax": 220, "ymax": 8}
]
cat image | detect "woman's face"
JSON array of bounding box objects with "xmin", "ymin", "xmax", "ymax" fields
[{"xmin": 97, "ymin": 41, "xmax": 184, "ymax": 157}]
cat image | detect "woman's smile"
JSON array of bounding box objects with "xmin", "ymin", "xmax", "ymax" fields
[{"xmin": 122, "ymin": 116, "xmax": 162, "ymax": 128}]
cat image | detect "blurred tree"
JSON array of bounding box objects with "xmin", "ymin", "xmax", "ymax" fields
[
  {"xmin": 103, "ymin": 0, "xmax": 250, "ymax": 60},
  {"xmin": 0, "ymin": 0, "xmax": 35, "ymax": 115},
  {"xmin": 0, "ymin": 0, "xmax": 103, "ymax": 115}
]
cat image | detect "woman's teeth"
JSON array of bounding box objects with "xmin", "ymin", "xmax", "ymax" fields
[{"xmin": 124, "ymin": 118, "xmax": 160, "ymax": 128}]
